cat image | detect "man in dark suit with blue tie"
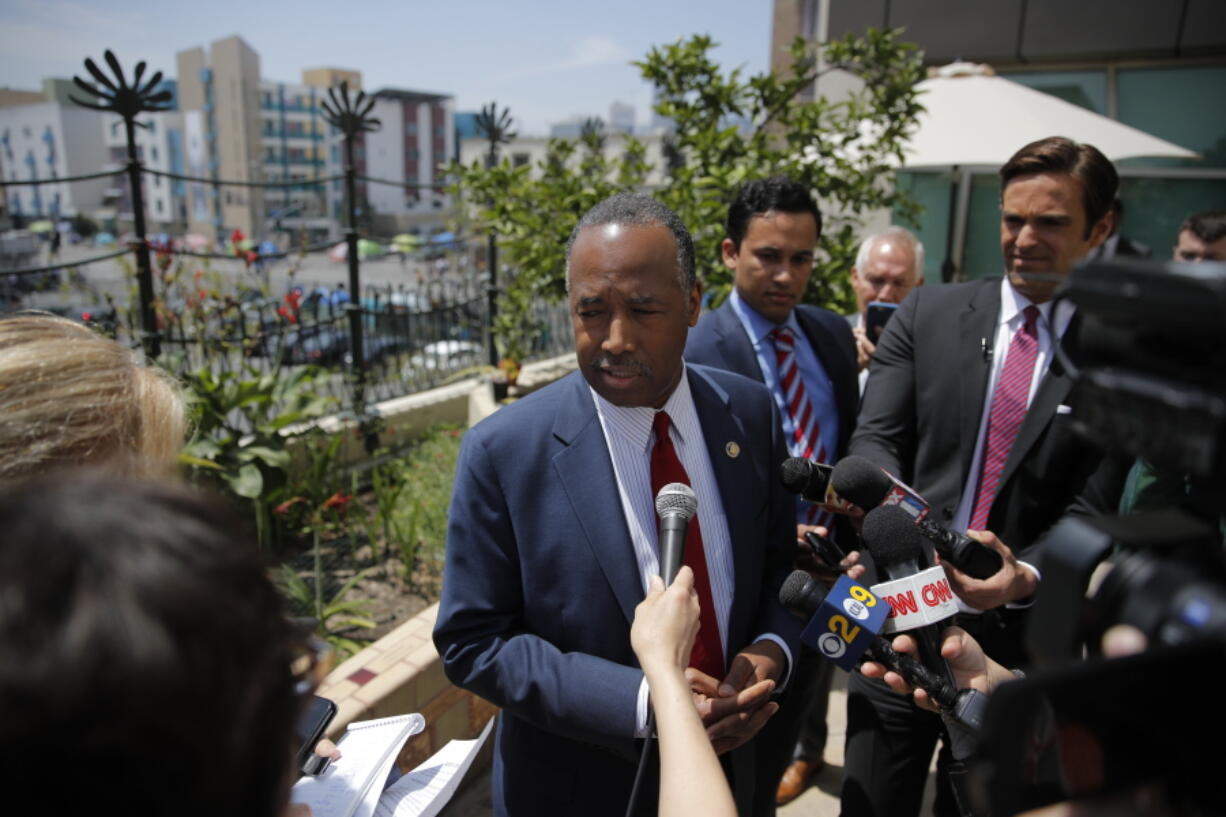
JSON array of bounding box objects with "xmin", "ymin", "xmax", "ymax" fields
[
  {"xmin": 434, "ymin": 193, "xmax": 801, "ymax": 817},
  {"xmin": 684, "ymin": 177, "xmax": 859, "ymax": 809}
]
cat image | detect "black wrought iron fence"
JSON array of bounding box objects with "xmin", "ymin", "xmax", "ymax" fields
[
  {"xmin": 0, "ymin": 51, "xmax": 564, "ymax": 450},
  {"xmin": 150, "ymin": 277, "xmax": 569, "ymax": 421}
]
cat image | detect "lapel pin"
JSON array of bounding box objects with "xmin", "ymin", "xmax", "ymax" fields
[{"xmin": 725, "ymin": 441, "xmax": 740, "ymax": 458}]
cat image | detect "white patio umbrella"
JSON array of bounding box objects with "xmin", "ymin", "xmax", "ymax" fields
[{"xmin": 900, "ymin": 62, "xmax": 1198, "ymax": 279}]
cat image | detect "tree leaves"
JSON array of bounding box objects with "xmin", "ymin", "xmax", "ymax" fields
[{"xmin": 451, "ymin": 28, "xmax": 925, "ymax": 330}]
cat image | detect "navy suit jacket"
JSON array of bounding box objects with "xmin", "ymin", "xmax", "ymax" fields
[
  {"xmin": 684, "ymin": 302, "xmax": 859, "ymax": 459},
  {"xmin": 433, "ymin": 366, "xmax": 800, "ymax": 816}
]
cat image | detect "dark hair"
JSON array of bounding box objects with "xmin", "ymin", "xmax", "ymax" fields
[
  {"xmin": 0, "ymin": 474, "xmax": 302, "ymax": 817},
  {"xmin": 725, "ymin": 176, "xmax": 823, "ymax": 249},
  {"xmin": 999, "ymin": 137, "xmax": 1118, "ymax": 234},
  {"xmin": 1179, "ymin": 210, "xmax": 1226, "ymax": 243},
  {"xmin": 566, "ymin": 193, "xmax": 696, "ymax": 292}
]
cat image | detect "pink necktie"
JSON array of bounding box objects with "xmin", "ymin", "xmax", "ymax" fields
[
  {"xmin": 771, "ymin": 327, "xmax": 828, "ymax": 526},
  {"xmin": 970, "ymin": 305, "xmax": 1040, "ymax": 530}
]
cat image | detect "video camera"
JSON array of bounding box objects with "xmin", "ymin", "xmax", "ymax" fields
[{"xmin": 970, "ymin": 258, "xmax": 1226, "ymax": 816}]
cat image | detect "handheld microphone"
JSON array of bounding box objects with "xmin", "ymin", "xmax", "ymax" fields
[
  {"xmin": 780, "ymin": 571, "xmax": 955, "ymax": 704},
  {"xmin": 830, "ymin": 455, "xmax": 929, "ymax": 519},
  {"xmin": 654, "ymin": 483, "xmax": 697, "ymax": 584},
  {"xmin": 780, "ymin": 457, "xmax": 833, "ymax": 502},
  {"xmin": 917, "ymin": 516, "xmax": 1004, "ymax": 579},
  {"xmin": 834, "ymin": 457, "xmax": 1003, "ymax": 579},
  {"xmin": 861, "ymin": 507, "xmax": 957, "ymax": 691},
  {"xmin": 779, "ymin": 571, "xmax": 986, "ymax": 732},
  {"xmin": 779, "ymin": 457, "xmax": 857, "ymax": 514}
]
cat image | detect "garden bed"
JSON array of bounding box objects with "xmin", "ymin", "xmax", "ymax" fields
[{"xmin": 276, "ymin": 425, "xmax": 463, "ymax": 657}]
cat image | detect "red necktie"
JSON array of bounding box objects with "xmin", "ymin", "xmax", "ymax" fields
[
  {"xmin": 650, "ymin": 411, "xmax": 724, "ymax": 679},
  {"xmin": 970, "ymin": 305, "xmax": 1040, "ymax": 530},
  {"xmin": 771, "ymin": 327, "xmax": 829, "ymax": 527}
]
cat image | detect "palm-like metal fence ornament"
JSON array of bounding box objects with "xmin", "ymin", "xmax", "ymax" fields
[
  {"xmin": 321, "ymin": 82, "xmax": 382, "ymax": 452},
  {"xmin": 475, "ymin": 102, "xmax": 514, "ymax": 367},
  {"xmin": 70, "ymin": 51, "xmax": 173, "ymax": 358}
]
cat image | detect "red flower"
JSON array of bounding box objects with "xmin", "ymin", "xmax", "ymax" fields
[
  {"xmin": 321, "ymin": 492, "xmax": 351, "ymax": 516},
  {"xmin": 273, "ymin": 496, "xmax": 306, "ymax": 516}
]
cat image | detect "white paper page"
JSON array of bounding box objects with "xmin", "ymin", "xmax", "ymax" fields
[
  {"xmin": 374, "ymin": 716, "xmax": 495, "ymax": 817},
  {"xmin": 292, "ymin": 713, "xmax": 426, "ymax": 817}
]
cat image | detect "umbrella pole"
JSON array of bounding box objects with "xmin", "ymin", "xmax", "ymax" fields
[{"xmin": 941, "ymin": 165, "xmax": 960, "ymax": 283}]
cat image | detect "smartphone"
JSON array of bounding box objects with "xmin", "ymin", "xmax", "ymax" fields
[
  {"xmin": 804, "ymin": 529, "xmax": 847, "ymax": 568},
  {"xmin": 865, "ymin": 301, "xmax": 899, "ymax": 342},
  {"xmin": 295, "ymin": 694, "xmax": 338, "ymax": 775}
]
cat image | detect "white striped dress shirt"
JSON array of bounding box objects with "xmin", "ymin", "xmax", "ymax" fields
[{"xmin": 591, "ymin": 366, "xmax": 791, "ymax": 733}]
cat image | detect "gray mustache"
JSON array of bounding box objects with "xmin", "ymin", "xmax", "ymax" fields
[{"xmin": 590, "ymin": 355, "xmax": 651, "ymax": 377}]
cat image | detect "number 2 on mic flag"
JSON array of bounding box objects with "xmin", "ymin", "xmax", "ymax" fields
[{"xmin": 800, "ymin": 576, "xmax": 889, "ymax": 671}]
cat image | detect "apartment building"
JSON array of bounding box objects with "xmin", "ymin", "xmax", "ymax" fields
[
  {"xmin": 0, "ymin": 78, "xmax": 109, "ymax": 224},
  {"xmin": 176, "ymin": 36, "xmax": 264, "ymax": 243},
  {"xmin": 360, "ymin": 87, "xmax": 455, "ymax": 235}
]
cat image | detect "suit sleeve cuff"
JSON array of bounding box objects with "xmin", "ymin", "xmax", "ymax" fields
[
  {"xmin": 752, "ymin": 633, "xmax": 794, "ymax": 689},
  {"xmin": 1005, "ymin": 561, "xmax": 1041, "ymax": 609},
  {"xmin": 634, "ymin": 674, "xmax": 651, "ymax": 737}
]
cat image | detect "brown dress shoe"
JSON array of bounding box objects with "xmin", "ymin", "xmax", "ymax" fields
[{"xmin": 775, "ymin": 757, "xmax": 824, "ymax": 806}]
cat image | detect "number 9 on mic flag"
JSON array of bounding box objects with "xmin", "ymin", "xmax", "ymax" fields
[{"xmin": 800, "ymin": 575, "xmax": 890, "ymax": 672}]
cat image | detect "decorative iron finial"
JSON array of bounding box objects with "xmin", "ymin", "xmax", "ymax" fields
[
  {"xmin": 320, "ymin": 82, "xmax": 381, "ymax": 139},
  {"xmin": 69, "ymin": 50, "xmax": 172, "ymax": 120},
  {"xmin": 475, "ymin": 102, "xmax": 515, "ymax": 146}
]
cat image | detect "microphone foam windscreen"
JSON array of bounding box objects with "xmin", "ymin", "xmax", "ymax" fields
[
  {"xmin": 830, "ymin": 456, "xmax": 893, "ymax": 510},
  {"xmin": 779, "ymin": 570, "xmax": 823, "ymax": 616},
  {"xmin": 862, "ymin": 505, "xmax": 926, "ymax": 568},
  {"xmin": 779, "ymin": 457, "xmax": 814, "ymax": 495},
  {"xmin": 655, "ymin": 482, "xmax": 697, "ymax": 519}
]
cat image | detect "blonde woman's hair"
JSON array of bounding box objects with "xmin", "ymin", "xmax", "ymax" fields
[{"xmin": 0, "ymin": 313, "xmax": 187, "ymax": 483}]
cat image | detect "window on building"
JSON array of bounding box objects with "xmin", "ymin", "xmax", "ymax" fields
[
  {"xmin": 998, "ymin": 70, "xmax": 1108, "ymax": 115},
  {"xmin": 150, "ymin": 146, "xmax": 158, "ymax": 162},
  {"xmin": 512, "ymin": 153, "xmax": 530, "ymax": 168},
  {"xmin": 406, "ymin": 123, "xmax": 418, "ymax": 136}
]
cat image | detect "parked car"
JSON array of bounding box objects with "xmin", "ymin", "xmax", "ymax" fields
[
  {"xmin": 281, "ymin": 326, "xmax": 409, "ymax": 370},
  {"xmin": 406, "ymin": 340, "xmax": 484, "ymax": 374}
]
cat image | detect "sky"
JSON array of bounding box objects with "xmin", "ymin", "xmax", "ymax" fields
[{"xmin": 0, "ymin": 0, "xmax": 772, "ymax": 135}]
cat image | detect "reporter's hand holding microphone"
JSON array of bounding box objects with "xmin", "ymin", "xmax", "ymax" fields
[{"xmin": 631, "ymin": 566, "xmax": 737, "ymax": 817}]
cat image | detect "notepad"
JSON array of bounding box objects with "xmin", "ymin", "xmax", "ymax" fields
[
  {"xmin": 374, "ymin": 716, "xmax": 495, "ymax": 817},
  {"xmin": 291, "ymin": 713, "xmax": 426, "ymax": 817}
]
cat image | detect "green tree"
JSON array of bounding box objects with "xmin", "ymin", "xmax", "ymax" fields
[
  {"xmin": 451, "ymin": 28, "xmax": 925, "ymax": 339},
  {"xmin": 452, "ymin": 122, "xmax": 650, "ymax": 364}
]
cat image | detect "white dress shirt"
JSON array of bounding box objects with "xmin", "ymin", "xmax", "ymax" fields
[
  {"xmin": 591, "ymin": 366, "xmax": 792, "ymax": 734},
  {"xmin": 949, "ymin": 277, "xmax": 1074, "ymax": 609}
]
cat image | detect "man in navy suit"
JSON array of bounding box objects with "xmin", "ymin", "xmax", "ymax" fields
[
  {"xmin": 684, "ymin": 177, "xmax": 858, "ymax": 809},
  {"xmin": 434, "ymin": 193, "xmax": 801, "ymax": 817}
]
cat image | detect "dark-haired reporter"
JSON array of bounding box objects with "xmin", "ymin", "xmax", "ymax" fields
[{"xmin": 0, "ymin": 474, "xmax": 317, "ymax": 817}]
